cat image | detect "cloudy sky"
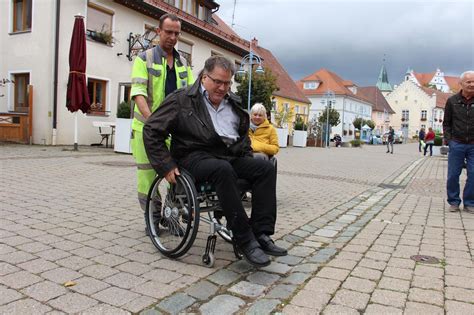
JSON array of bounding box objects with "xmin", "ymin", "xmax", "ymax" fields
[{"xmin": 217, "ymin": 0, "xmax": 473, "ymax": 87}]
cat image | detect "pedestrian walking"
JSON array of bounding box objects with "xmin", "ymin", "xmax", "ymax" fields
[
  {"xmin": 424, "ymin": 127, "xmax": 435, "ymax": 156},
  {"xmin": 418, "ymin": 128, "xmax": 425, "ymax": 152},
  {"xmin": 129, "ymin": 14, "xmax": 194, "ymax": 229},
  {"xmin": 443, "ymin": 70, "xmax": 474, "ymax": 213},
  {"xmin": 386, "ymin": 126, "xmax": 394, "ymax": 154}
]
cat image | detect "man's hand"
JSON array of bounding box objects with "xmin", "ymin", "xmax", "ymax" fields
[{"xmin": 165, "ymin": 167, "xmax": 181, "ymax": 184}]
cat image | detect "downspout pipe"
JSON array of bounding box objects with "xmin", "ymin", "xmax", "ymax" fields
[{"xmin": 52, "ymin": 0, "xmax": 60, "ymax": 145}]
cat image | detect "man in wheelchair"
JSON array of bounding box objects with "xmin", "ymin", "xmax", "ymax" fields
[{"xmin": 143, "ymin": 56, "xmax": 287, "ymax": 267}]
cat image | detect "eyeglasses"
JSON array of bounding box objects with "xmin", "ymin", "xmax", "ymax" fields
[
  {"xmin": 162, "ymin": 29, "xmax": 181, "ymax": 37},
  {"xmin": 206, "ymin": 74, "xmax": 233, "ymax": 87}
]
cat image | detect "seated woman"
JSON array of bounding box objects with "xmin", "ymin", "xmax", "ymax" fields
[{"xmin": 248, "ymin": 103, "xmax": 279, "ymax": 160}]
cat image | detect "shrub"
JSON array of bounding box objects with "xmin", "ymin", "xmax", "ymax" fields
[
  {"xmin": 350, "ymin": 139, "xmax": 362, "ymax": 147},
  {"xmin": 434, "ymin": 135, "xmax": 443, "ymax": 146},
  {"xmin": 293, "ymin": 116, "xmax": 307, "ymax": 131},
  {"xmin": 117, "ymin": 101, "xmax": 132, "ymax": 119},
  {"xmin": 274, "ymin": 107, "xmax": 294, "ymax": 128}
]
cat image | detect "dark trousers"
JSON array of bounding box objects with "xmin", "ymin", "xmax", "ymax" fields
[
  {"xmin": 182, "ymin": 156, "xmax": 277, "ymax": 244},
  {"xmin": 424, "ymin": 143, "xmax": 433, "ymax": 156}
]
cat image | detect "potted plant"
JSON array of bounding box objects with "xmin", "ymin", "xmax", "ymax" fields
[
  {"xmin": 114, "ymin": 101, "xmax": 133, "ymax": 154},
  {"xmin": 273, "ymin": 107, "xmax": 294, "ymax": 148},
  {"xmin": 88, "ymin": 25, "xmax": 116, "ymax": 46},
  {"xmin": 350, "ymin": 139, "xmax": 362, "ymax": 147},
  {"xmin": 292, "ymin": 116, "xmax": 307, "ymax": 147}
]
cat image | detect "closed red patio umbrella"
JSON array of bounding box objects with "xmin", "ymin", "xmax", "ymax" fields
[{"xmin": 66, "ymin": 14, "xmax": 90, "ymax": 150}]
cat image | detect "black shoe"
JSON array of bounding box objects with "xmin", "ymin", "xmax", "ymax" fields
[
  {"xmin": 236, "ymin": 239, "xmax": 270, "ymax": 267},
  {"xmin": 386, "ymin": 151, "xmax": 389, "ymax": 153},
  {"xmin": 257, "ymin": 234, "xmax": 288, "ymax": 256}
]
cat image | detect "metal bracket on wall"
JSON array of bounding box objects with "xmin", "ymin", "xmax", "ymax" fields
[{"xmin": 126, "ymin": 30, "xmax": 158, "ymax": 61}]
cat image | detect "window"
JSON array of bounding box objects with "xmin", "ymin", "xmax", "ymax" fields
[
  {"xmin": 87, "ymin": 78, "xmax": 107, "ymax": 115},
  {"xmin": 177, "ymin": 40, "xmax": 193, "ymax": 67},
  {"xmin": 404, "ymin": 95, "xmax": 408, "ymax": 101},
  {"xmin": 86, "ymin": 3, "xmax": 114, "ymax": 43},
  {"xmin": 421, "ymin": 110, "xmax": 427, "ymax": 120},
  {"xmin": 271, "ymin": 100, "xmax": 276, "ymax": 111},
  {"xmin": 402, "ymin": 110, "xmax": 409, "ymax": 121},
  {"xmin": 303, "ymin": 81, "xmax": 317, "ymax": 89},
  {"xmin": 198, "ymin": 4, "xmax": 211, "ymax": 21},
  {"xmin": 163, "ymin": 0, "xmax": 175, "ymax": 5},
  {"xmin": 283, "ymin": 103, "xmax": 289, "ymax": 111},
  {"xmin": 177, "ymin": 0, "xmax": 197, "ymax": 16},
  {"xmin": 377, "ymin": 112, "xmax": 382, "ymax": 119},
  {"xmin": 13, "ymin": 73, "xmax": 30, "ymax": 112},
  {"xmin": 12, "ymin": 0, "xmax": 32, "ymax": 32},
  {"xmin": 421, "ymin": 124, "xmax": 426, "ymax": 129},
  {"xmin": 295, "ymin": 105, "xmax": 299, "ymax": 114}
]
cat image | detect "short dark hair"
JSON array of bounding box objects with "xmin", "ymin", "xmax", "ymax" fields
[
  {"xmin": 159, "ymin": 13, "xmax": 181, "ymax": 28},
  {"xmin": 203, "ymin": 56, "xmax": 236, "ymax": 76}
]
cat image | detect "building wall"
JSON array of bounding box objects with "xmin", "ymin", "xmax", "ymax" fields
[
  {"xmin": 307, "ymin": 95, "xmax": 372, "ymax": 140},
  {"xmin": 1, "ymin": 0, "xmax": 56, "ymax": 144},
  {"xmin": 385, "ymin": 80, "xmax": 443, "ymax": 138},
  {"xmin": 272, "ymin": 95, "xmax": 310, "ymax": 132},
  {"xmin": 371, "ymin": 111, "xmax": 391, "ymax": 136},
  {"xmin": 1, "ymin": 0, "xmax": 243, "ymax": 145}
]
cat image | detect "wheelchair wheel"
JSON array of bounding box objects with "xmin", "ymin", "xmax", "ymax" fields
[{"xmin": 145, "ymin": 172, "xmax": 200, "ymax": 258}]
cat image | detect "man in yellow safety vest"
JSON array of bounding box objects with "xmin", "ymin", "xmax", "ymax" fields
[{"xmin": 130, "ymin": 13, "xmax": 194, "ymax": 230}]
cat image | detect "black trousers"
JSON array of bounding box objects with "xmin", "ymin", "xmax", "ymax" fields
[{"xmin": 182, "ymin": 155, "xmax": 277, "ymax": 245}]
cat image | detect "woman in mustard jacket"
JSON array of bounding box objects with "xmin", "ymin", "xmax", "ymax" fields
[{"xmin": 248, "ymin": 103, "xmax": 279, "ymax": 160}]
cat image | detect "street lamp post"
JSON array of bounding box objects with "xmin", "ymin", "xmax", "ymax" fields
[
  {"xmin": 322, "ymin": 90, "xmax": 335, "ymax": 148},
  {"xmin": 236, "ymin": 49, "xmax": 264, "ymax": 112}
]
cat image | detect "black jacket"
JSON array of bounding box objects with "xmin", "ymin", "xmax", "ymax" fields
[
  {"xmin": 143, "ymin": 80, "xmax": 252, "ymax": 176},
  {"xmin": 443, "ymin": 91, "xmax": 474, "ymax": 144}
]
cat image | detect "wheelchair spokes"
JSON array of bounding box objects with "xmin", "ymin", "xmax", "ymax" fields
[{"xmin": 145, "ymin": 174, "xmax": 199, "ymax": 258}]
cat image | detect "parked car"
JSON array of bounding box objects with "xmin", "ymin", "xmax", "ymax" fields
[{"xmin": 382, "ymin": 131, "xmax": 404, "ymax": 144}]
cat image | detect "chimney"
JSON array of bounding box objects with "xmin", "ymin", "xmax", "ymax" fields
[{"xmin": 251, "ymin": 37, "xmax": 258, "ymax": 50}]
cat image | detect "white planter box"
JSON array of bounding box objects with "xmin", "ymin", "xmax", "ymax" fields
[
  {"xmin": 276, "ymin": 128, "xmax": 288, "ymax": 148},
  {"xmin": 114, "ymin": 118, "xmax": 132, "ymax": 154},
  {"xmin": 293, "ymin": 130, "xmax": 307, "ymax": 147}
]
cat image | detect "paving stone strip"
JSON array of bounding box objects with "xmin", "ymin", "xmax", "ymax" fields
[{"xmin": 138, "ymin": 158, "xmax": 425, "ymax": 314}]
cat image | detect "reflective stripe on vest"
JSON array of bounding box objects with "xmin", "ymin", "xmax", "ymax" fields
[
  {"xmin": 133, "ymin": 111, "xmax": 147, "ymax": 123},
  {"xmin": 132, "ymin": 78, "xmax": 148, "ymax": 85},
  {"xmin": 146, "ymin": 49, "xmax": 155, "ymax": 108}
]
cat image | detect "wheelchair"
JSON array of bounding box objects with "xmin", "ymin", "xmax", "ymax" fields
[{"xmin": 144, "ymin": 158, "xmax": 277, "ymax": 268}]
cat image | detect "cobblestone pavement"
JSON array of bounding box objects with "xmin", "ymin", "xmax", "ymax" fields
[{"xmin": 0, "ymin": 143, "xmax": 472, "ymax": 314}]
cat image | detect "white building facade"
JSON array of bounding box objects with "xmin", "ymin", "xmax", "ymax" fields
[
  {"xmin": 307, "ymin": 94, "xmax": 372, "ymax": 140},
  {"xmin": 385, "ymin": 80, "xmax": 449, "ymax": 138},
  {"xmin": 0, "ymin": 0, "xmax": 247, "ymax": 145}
]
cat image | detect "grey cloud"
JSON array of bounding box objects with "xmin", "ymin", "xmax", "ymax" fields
[{"xmin": 218, "ymin": 0, "xmax": 473, "ymax": 85}]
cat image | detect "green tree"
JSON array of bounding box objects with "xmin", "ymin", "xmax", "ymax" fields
[
  {"xmin": 318, "ymin": 107, "xmax": 340, "ymax": 127},
  {"xmin": 353, "ymin": 117, "xmax": 364, "ymax": 130},
  {"xmin": 353, "ymin": 118, "xmax": 375, "ymax": 130},
  {"xmin": 236, "ymin": 67, "xmax": 278, "ymax": 113},
  {"xmin": 365, "ymin": 119, "xmax": 375, "ymax": 130}
]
